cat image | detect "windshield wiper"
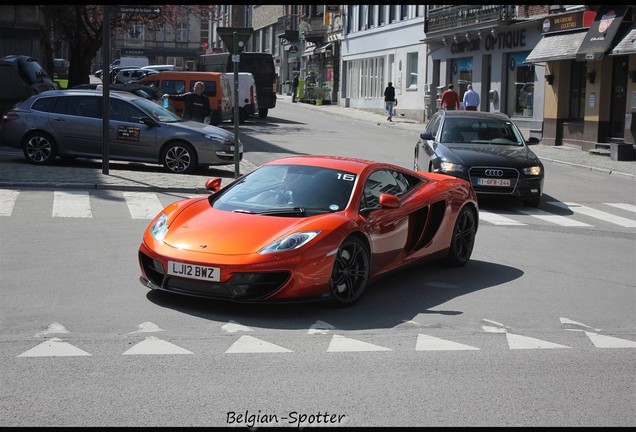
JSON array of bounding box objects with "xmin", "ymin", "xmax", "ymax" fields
[{"xmin": 257, "ymin": 207, "xmax": 306, "ymax": 216}]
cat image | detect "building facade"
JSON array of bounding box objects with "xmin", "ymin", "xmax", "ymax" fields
[
  {"xmin": 525, "ymin": 4, "xmax": 635, "ymax": 148},
  {"xmin": 339, "ymin": 5, "xmax": 427, "ymax": 120},
  {"xmin": 423, "ymin": 5, "xmax": 548, "ymax": 136}
]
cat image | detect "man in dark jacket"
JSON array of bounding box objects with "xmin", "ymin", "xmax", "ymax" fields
[
  {"xmin": 162, "ymin": 81, "xmax": 211, "ymax": 123},
  {"xmin": 384, "ymin": 82, "xmax": 396, "ymax": 122},
  {"xmin": 292, "ymin": 73, "xmax": 299, "ymax": 103}
]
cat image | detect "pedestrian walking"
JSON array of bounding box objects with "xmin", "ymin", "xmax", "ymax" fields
[
  {"xmin": 463, "ymin": 84, "xmax": 480, "ymax": 111},
  {"xmin": 384, "ymin": 81, "xmax": 396, "ymax": 122},
  {"xmin": 292, "ymin": 73, "xmax": 299, "ymax": 103},
  {"xmin": 440, "ymin": 83, "xmax": 460, "ymax": 110},
  {"xmin": 162, "ymin": 81, "xmax": 211, "ymax": 123}
]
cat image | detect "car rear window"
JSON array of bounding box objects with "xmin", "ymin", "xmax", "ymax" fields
[{"xmin": 31, "ymin": 96, "xmax": 57, "ymax": 113}]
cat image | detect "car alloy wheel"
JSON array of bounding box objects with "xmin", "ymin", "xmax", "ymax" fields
[
  {"xmin": 162, "ymin": 142, "xmax": 197, "ymax": 174},
  {"xmin": 329, "ymin": 236, "xmax": 370, "ymax": 307},
  {"xmin": 445, "ymin": 206, "xmax": 477, "ymax": 267},
  {"xmin": 23, "ymin": 132, "xmax": 57, "ymax": 165}
]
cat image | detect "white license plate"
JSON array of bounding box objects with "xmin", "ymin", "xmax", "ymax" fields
[
  {"xmin": 477, "ymin": 177, "xmax": 511, "ymax": 187},
  {"xmin": 168, "ymin": 261, "xmax": 220, "ymax": 282}
]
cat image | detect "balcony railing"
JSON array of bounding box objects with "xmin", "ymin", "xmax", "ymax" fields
[{"xmin": 426, "ymin": 5, "xmax": 517, "ymax": 33}]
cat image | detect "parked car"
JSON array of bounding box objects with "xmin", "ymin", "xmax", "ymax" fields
[
  {"xmin": 138, "ymin": 155, "xmax": 479, "ymax": 306},
  {"xmin": 1, "ymin": 89, "xmax": 242, "ymax": 174},
  {"xmin": 413, "ymin": 110, "xmax": 544, "ymax": 206},
  {"xmin": 114, "ymin": 67, "xmax": 157, "ymax": 84},
  {"xmin": 53, "ymin": 58, "xmax": 70, "ymax": 79},
  {"xmin": 0, "ymin": 55, "xmax": 57, "ymax": 123}
]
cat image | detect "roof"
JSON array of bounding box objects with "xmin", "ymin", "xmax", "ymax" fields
[{"xmin": 436, "ymin": 110, "xmax": 511, "ymax": 120}]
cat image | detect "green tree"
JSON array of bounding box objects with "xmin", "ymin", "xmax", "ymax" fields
[{"xmin": 43, "ymin": 5, "xmax": 213, "ymax": 88}]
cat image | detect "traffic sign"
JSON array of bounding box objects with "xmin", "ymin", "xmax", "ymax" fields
[{"xmin": 117, "ymin": 6, "xmax": 162, "ymax": 15}]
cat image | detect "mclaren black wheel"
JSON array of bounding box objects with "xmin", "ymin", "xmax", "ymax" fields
[
  {"xmin": 329, "ymin": 236, "xmax": 370, "ymax": 307},
  {"xmin": 445, "ymin": 206, "xmax": 477, "ymax": 267}
]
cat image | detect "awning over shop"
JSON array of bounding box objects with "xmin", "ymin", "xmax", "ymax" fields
[
  {"xmin": 576, "ymin": 5, "xmax": 628, "ymax": 61},
  {"xmin": 314, "ymin": 42, "xmax": 333, "ymax": 55},
  {"xmin": 524, "ymin": 31, "xmax": 587, "ymax": 63},
  {"xmin": 611, "ymin": 23, "xmax": 636, "ymax": 56},
  {"xmin": 301, "ymin": 45, "xmax": 315, "ymax": 57}
]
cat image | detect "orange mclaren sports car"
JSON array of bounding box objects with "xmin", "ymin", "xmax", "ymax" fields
[{"xmin": 138, "ymin": 155, "xmax": 479, "ymax": 306}]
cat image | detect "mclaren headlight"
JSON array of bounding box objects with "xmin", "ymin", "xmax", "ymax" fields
[
  {"xmin": 150, "ymin": 213, "xmax": 169, "ymax": 241},
  {"xmin": 259, "ymin": 231, "xmax": 321, "ymax": 254}
]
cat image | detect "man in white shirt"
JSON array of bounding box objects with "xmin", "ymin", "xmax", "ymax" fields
[{"xmin": 463, "ymin": 84, "xmax": 480, "ymax": 111}]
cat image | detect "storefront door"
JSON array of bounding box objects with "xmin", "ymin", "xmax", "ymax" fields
[{"xmin": 609, "ymin": 56, "xmax": 628, "ymax": 138}]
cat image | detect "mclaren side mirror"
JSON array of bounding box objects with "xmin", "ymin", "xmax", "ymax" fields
[
  {"xmin": 205, "ymin": 177, "xmax": 223, "ymax": 192},
  {"xmin": 379, "ymin": 193, "xmax": 400, "ymax": 209},
  {"xmin": 526, "ymin": 137, "xmax": 540, "ymax": 145}
]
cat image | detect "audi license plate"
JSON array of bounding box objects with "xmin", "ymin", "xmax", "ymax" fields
[
  {"xmin": 477, "ymin": 177, "xmax": 511, "ymax": 187},
  {"xmin": 168, "ymin": 261, "xmax": 220, "ymax": 282}
]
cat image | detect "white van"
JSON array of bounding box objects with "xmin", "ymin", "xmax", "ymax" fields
[
  {"xmin": 224, "ymin": 72, "xmax": 258, "ymax": 123},
  {"xmin": 111, "ymin": 57, "xmax": 149, "ymax": 68}
]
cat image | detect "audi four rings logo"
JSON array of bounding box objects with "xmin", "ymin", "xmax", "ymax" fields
[{"xmin": 485, "ymin": 169, "xmax": 504, "ymax": 177}]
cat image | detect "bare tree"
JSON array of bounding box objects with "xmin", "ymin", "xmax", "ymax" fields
[{"xmin": 43, "ymin": 5, "xmax": 213, "ymax": 88}]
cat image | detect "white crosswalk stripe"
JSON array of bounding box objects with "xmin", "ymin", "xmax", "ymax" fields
[
  {"xmin": 515, "ymin": 207, "xmax": 592, "ymax": 227},
  {"xmin": 604, "ymin": 203, "xmax": 636, "ymax": 213},
  {"xmin": 53, "ymin": 190, "xmax": 92, "ymax": 218},
  {"xmin": 547, "ymin": 201, "xmax": 636, "ymax": 227},
  {"xmin": 122, "ymin": 191, "xmax": 166, "ymax": 219},
  {"xmin": 0, "ymin": 189, "xmax": 19, "ymax": 216},
  {"xmin": 478, "ymin": 210, "xmax": 527, "ymax": 226}
]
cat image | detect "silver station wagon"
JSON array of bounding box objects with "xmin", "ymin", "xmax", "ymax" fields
[{"xmin": 0, "ymin": 89, "xmax": 242, "ymax": 174}]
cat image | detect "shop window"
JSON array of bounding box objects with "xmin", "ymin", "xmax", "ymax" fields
[
  {"xmin": 451, "ymin": 57, "xmax": 473, "ymax": 99},
  {"xmin": 407, "ymin": 52, "xmax": 418, "ymax": 89},
  {"xmin": 569, "ymin": 62, "xmax": 586, "ymax": 121},
  {"xmin": 506, "ymin": 52, "xmax": 534, "ymax": 117}
]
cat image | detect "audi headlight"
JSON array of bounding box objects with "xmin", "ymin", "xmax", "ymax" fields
[
  {"xmin": 523, "ymin": 165, "xmax": 542, "ymax": 176},
  {"xmin": 259, "ymin": 231, "xmax": 321, "ymax": 254},
  {"xmin": 150, "ymin": 213, "xmax": 169, "ymax": 241},
  {"xmin": 439, "ymin": 161, "xmax": 465, "ymax": 172}
]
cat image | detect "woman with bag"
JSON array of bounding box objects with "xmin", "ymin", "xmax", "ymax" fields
[{"xmin": 384, "ymin": 82, "xmax": 396, "ymax": 122}]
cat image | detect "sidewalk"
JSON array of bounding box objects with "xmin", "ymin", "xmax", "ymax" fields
[{"xmin": 0, "ymin": 94, "xmax": 634, "ymax": 193}]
